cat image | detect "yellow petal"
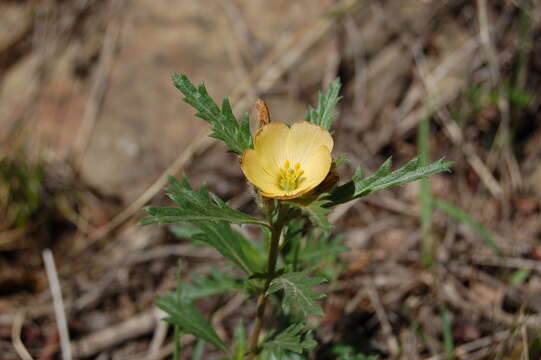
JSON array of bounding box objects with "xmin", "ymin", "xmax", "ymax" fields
[
  {"xmin": 286, "ymin": 121, "xmax": 334, "ymax": 164},
  {"xmin": 241, "ymin": 149, "xmax": 283, "ymax": 194},
  {"xmin": 253, "ymin": 122, "xmax": 289, "ymax": 171},
  {"xmin": 294, "ymin": 144, "xmax": 332, "ymax": 193}
]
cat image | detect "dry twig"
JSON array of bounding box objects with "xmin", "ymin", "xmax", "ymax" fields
[{"xmin": 43, "ymin": 249, "xmax": 72, "ymax": 360}]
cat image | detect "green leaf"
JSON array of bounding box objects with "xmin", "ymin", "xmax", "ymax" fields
[
  {"xmin": 172, "ymin": 73, "xmax": 252, "ymax": 154},
  {"xmin": 191, "ymin": 221, "xmax": 264, "ymax": 274},
  {"xmin": 433, "ymin": 198, "xmax": 501, "ymax": 256},
  {"xmin": 233, "ymin": 322, "xmax": 247, "ymax": 360},
  {"xmin": 440, "ymin": 305, "xmax": 454, "ymax": 359},
  {"xmin": 509, "ymin": 269, "xmax": 530, "ymax": 286},
  {"xmin": 262, "ymin": 323, "xmax": 317, "ymax": 357},
  {"xmin": 170, "ymin": 224, "xmax": 204, "ymax": 240},
  {"xmin": 286, "ymin": 194, "xmax": 332, "ymax": 231},
  {"xmin": 332, "ymin": 345, "xmax": 379, "ymax": 360},
  {"xmin": 174, "ymin": 226, "xmax": 264, "ymax": 275},
  {"xmin": 143, "ymin": 177, "xmax": 265, "ymax": 273},
  {"xmin": 287, "ymin": 232, "xmax": 346, "ymax": 266},
  {"xmin": 268, "ymin": 270, "xmax": 326, "ymax": 316},
  {"xmin": 181, "ymin": 268, "xmax": 242, "ymax": 301},
  {"xmin": 191, "ymin": 340, "xmax": 205, "ymax": 360},
  {"xmin": 329, "ymin": 157, "xmax": 453, "ymax": 205},
  {"xmin": 140, "ymin": 176, "xmax": 268, "ymax": 227},
  {"xmin": 156, "ymin": 292, "xmax": 229, "ymax": 354},
  {"xmin": 305, "ymin": 78, "xmax": 342, "ymax": 130},
  {"xmin": 333, "ymin": 154, "xmax": 349, "ymax": 169}
]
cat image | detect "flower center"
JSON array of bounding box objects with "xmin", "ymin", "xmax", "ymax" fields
[{"xmin": 278, "ymin": 160, "xmax": 304, "ymax": 191}]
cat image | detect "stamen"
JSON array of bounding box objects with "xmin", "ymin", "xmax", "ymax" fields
[{"xmin": 278, "ymin": 160, "xmax": 304, "ymax": 191}]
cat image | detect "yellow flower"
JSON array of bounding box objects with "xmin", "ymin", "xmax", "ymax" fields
[{"xmin": 241, "ymin": 121, "xmax": 334, "ymax": 199}]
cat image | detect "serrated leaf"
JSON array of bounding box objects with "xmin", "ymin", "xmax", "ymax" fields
[
  {"xmin": 286, "ymin": 194, "xmax": 332, "ymax": 231},
  {"xmin": 287, "ymin": 232, "xmax": 346, "ymax": 265},
  {"xmin": 329, "ymin": 157, "xmax": 453, "ymax": 205},
  {"xmin": 262, "ymin": 323, "xmax": 317, "ymax": 358},
  {"xmin": 143, "ymin": 177, "xmax": 265, "ymax": 273},
  {"xmin": 172, "ymin": 73, "xmax": 252, "ymax": 154},
  {"xmin": 268, "ymin": 270, "xmax": 326, "ymax": 316},
  {"xmin": 156, "ymin": 292, "xmax": 229, "ymax": 354},
  {"xmin": 191, "ymin": 221, "xmax": 263, "ymax": 274},
  {"xmin": 305, "ymin": 78, "xmax": 342, "ymax": 130},
  {"xmin": 181, "ymin": 268, "xmax": 241, "ymax": 301},
  {"xmin": 175, "ymin": 223, "xmax": 264, "ymax": 274},
  {"xmin": 140, "ymin": 176, "xmax": 268, "ymax": 227}
]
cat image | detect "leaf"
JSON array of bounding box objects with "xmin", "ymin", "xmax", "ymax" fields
[
  {"xmin": 329, "ymin": 157, "xmax": 453, "ymax": 205},
  {"xmin": 288, "ymin": 232, "xmax": 346, "ymax": 265},
  {"xmin": 172, "ymin": 73, "xmax": 252, "ymax": 154},
  {"xmin": 262, "ymin": 323, "xmax": 317, "ymax": 357},
  {"xmin": 172, "ymin": 214, "xmax": 266, "ymax": 275},
  {"xmin": 191, "ymin": 340, "xmax": 205, "ymax": 360},
  {"xmin": 333, "ymin": 154, "xmax": 349, "ymax": 169},
  {"xmin": 191, "ymin": 221, "xmax": 264, "ymax": 274},
  {"xmin": 440, "ymin": 305, "xmax": 454, "ymax": 359},
  {"xmin": 169, "ymin": 224, "xmax": 204, "ymax": 241},
  {"xmin": 305, "ymin": 78, "xmax": 342, "ymax": 130},
  {"xmin": 286, "ymin": 194, "xmax": 332, "ymax": 231},
  {"xmin": 140, "ymin": 176, "xmax": 268, "ymax": 228},
  {"xmin": 181, "ymin": 268, "xmax": 241, "ymax": 301},
  {"xmin": 268, "ymin": 270, "xmax": 326, "ymax": 316},
  {"xmin": 143, "ymin": 177, "xmax": 265, "ymax": 273},
  {"xmin": 332, "ymin": 345, "xmax": 379, "ymax": 360},
  {"xmin": 156, "ymin": 292, "xmax": 229, "ymax": 354},
  {"xmin": 433, "ymin": 198, "xmax": 501, "ymax": 256},
  {"xmin": 233, "ymin": 322, "xmax": 247, "ymax": 360}
]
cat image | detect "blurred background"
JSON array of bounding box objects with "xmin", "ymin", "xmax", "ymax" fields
[{"xmin": 1, "ymin": 0, "xmax": 541, "ymax": 359}]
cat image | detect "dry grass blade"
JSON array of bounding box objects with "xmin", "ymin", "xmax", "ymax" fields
[
  {"xmin": 43, "ymin": 249, "xmax": 72, "ymax": 360},
  {"xmin": 11, "ymin": 310, "xmax": 34, "ymax": 360}
]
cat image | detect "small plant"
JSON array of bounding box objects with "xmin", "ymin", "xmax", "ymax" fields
[
  {"xmin": 140, "ymin": 74, "xmax": 452, "ymax": 359},
  {"xmin": 0, "ymin": 153, "xmax": 45, "ymax": 232}
]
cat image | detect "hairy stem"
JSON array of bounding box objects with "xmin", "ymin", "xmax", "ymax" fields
[{"xmin": 247, "ymin": 218, "xmax": 283, "ymax": 358}]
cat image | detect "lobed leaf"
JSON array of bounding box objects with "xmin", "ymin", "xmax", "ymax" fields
[
  {"xmin": 286, "ymin": 232, "xmax": 347, "ymax": 266},
  {"xmin": 190, "ymin": 221, "xmax": 263, "ymax": 274},
  {"xmin": 141, "ymin": 176, "xmax": 268, "ymax": 227},
  {"xmin": 268, "ymin": 270, "xmax": 326, "ymax": 316},
  {"xmin": 329, "ymin": 157, "xmax": 453, "ymax": 205},
  {"xmin": 305, "ymin": 78, "xmax": 342, "ymax": 130},
  {"xmin": 262, "ymin": 322, "xmax": 317, "ymax": 358},
  {"xmin": 181, "ymin": 268, "xmax": 242, "ymax": 301},
  {"xmin": 156, "ymin": 292, "xmax": 229, "ymax": 354},
  {"xmin": 286, "ymin": 194, "xmax": 332, "ymax": 231},
  {"xmin": 172, "ymin": 73, "xmax": 252, "ymax": 154},
  {"xmin": 142, "ymin": 176, "xmax": 265, "ymax": 274}
]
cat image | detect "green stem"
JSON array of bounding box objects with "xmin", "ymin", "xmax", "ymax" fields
[{"xmin": 247, "ymin": 217, "xmax": 283, "ymax": 359}]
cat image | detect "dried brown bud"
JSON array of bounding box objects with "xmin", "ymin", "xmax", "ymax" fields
[{"xmin": 255, "ymin": 99, "xmax": 270, "ymax": 128}]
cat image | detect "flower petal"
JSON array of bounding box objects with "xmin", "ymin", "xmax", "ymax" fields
[
  {"xmin": 286, "ymin": 121, "xmax": 334, "ymax": 165},
  {"xmin": 241, "ymin": 149, "xmax": 282, "ymax": 194},
  {"xmin": 295, "ymin": 144, "xmax": 332, "ymax": 192},
  {"xmin": 253, "ymin": 122, "xmax": 289, "ymax": 171}
]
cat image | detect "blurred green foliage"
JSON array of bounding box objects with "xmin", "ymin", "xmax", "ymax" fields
[{"xmin": 0, "ymin": 153, "xmax": 44, "ymax": 230}]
